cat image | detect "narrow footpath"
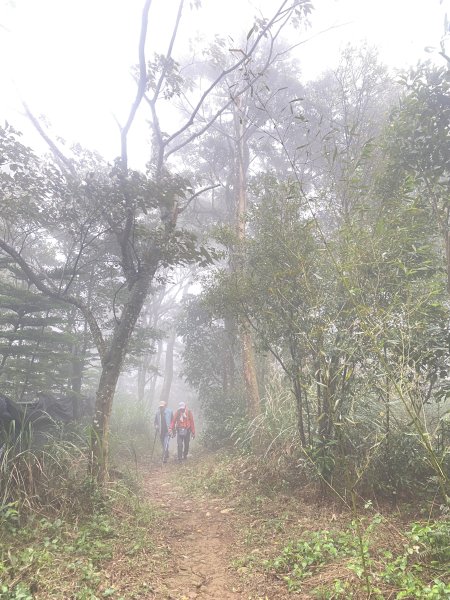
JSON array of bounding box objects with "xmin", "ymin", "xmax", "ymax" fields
[{"xmin": 142, "ymin": 459, "xmax": 256, "ymax": 600}]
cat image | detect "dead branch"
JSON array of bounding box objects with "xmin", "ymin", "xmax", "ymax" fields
[
  {"xmin": 22, "ymin": 103, "xmax": 77, "ymax": 177},
  {"xmin": 120, "ymin": 0, "xmax": 153, "ymax": 169},
  {"xmin": 178, "ymin": 183, "xmax": 221, "ymax": 214}
]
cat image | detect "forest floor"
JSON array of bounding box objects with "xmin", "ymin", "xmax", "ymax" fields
[
  {"xmin": 134, "ymin": 451, "xmax": 405, "ymax": 600},
  {"xmin": 141, "ymin": 457, "xmax": 258, "ymax": 599},
  {"xmin": 2, "ymin": 449, "xmax": 448, "ymax": 599},
  {"xmin": 134, "ymin": 450, "xmax": 449, "ymax": 600}
]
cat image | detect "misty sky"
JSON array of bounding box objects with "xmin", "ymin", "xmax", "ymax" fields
[{"xmin": 0, "ymin": 0, "xmax": 447, "ymax": 163}]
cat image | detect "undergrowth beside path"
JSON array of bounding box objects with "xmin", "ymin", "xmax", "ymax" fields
[
  {"xmin": 0, "ymin": 479, "xmax": 168, "ymax": 599},
  {"xmin": 174, "ymin": 451, "xmax": 450, "ymax": 600},
  {"xmin": 1, "ymin": 450, "xmax": 449, "ymax": 599}
]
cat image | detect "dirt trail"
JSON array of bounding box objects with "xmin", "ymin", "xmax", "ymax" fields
[{"xmin": 142, "ymin": 460, "xmax": 250, "ymax": 600}]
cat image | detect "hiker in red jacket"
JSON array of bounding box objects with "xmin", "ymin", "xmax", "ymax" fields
[{"xmin": 169, "ymin": 401, "xmax": 195, "ymax": 461}]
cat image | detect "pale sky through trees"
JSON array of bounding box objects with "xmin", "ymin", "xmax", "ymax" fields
[{"xmin": 0, "ymin": 0, "xmax": 447, "ymax": 162}]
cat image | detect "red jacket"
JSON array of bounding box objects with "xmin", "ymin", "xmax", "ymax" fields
[{"xmin": 170, "ymin": 408, "xmax": 195, "ymax": 436}]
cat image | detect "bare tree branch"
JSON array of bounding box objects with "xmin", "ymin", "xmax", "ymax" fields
[
  {"xmin": 120, "ymin": 0, "xmax": 153, "ymax": 168},
  {"xmin": 62, "ymin": 224, "xmax": 112, "ymax": 294},
  {"xmin": 147, "ymin": 0, "xmax": 185, "ymax": 172},
  {"xmin": 178, "ymin": 183, "xmax": 221, "ymax": 214},
  {"xmin": 23, "ymin": 102, "xmax": 77, "ymax": 177},
  {"xmin": 153, "ymin": 0, "xmax": 184, "ymax": 101},
  {"xmin": 163, "ymin": 0, "xmax": 301, "ymax": 161},
  {"xmin": 275, "ymin": 21, "xmax": 353, "ymax": 60},
  {"xmin": 162, "ymin": 0, "xmax": 295, "ymax": 153},
  {"xmin": 165, "ymin": 97, "xmax": 235, "ymax": 160}
]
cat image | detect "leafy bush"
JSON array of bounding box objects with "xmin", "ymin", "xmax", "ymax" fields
[
  {"xmin": 378, "ymin": 519, "xmax": 450, "ymax": 599},
  {"xmin": 361, "ymin": 430, "xmax": 441, "ymax": 499},
  {"xmin": 266, "ymin": 515, "xmax": 450, "ymax": 598},
  {"xmin": 231, "ymin": 374, "xmax": 307, "ymax": 489},
  {"xmin": 266, "ymin": 525, "xmax": 363, "ymax": 592}
]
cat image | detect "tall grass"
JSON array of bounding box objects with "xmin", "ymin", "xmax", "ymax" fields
[
  {"xmin": 231, "ymin": 372, "xmax": 449, "ymax": 500},
  {"xmin": 231, "ymin": 374, "xmax": 305, "ymax": 487},
  {"xmin": 0, "ymin": 421, "xmax": 91, "ymax": 520}
]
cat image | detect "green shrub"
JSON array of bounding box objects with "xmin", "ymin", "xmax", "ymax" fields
[
  {"xmin": 266, "ymin": 527, "xmax": 361, "ymax": 591},
  {"xmin": 362, "ymin": 430, "xmax": 438, "ymax": 498},
  {"xmin": 0, "ymin": 477, "xmax": 164, "ymax": 598},
  {"xmin": 266, "ymin": 515, "xmax": 450, "ymax": 598}
]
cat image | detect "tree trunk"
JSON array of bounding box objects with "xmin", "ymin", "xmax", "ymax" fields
[
  {"xmin": 445, "ymin": 227, "xmax": 450, "ymax": 294},
  {"xmin": 90, "ymin": 273, "xmax": 155, "ymax": 482},
  {"xmin": 317, "ymin": 356, "xmax": 339, "ymax": 491},
  {"xmin": 293, "ymin": 371, "xmax": 307, "ymax": 447},
  {"xmin": 222, "ymin": 317, "xmax": 236, "ymax": 401},
  {"xmin": 318, "ymin": 360, "xmax": 336, "ymax": 443},
  {"xmin": 137, "ymin": 357, "xmax": 148, "ymax": 406},
  {"xmin": 71, "ymin": 316, "xmax": 89, "ymax": 420},
  {"xmin": 241, "ymin": 327, "xmax": 260, "ymax": 418},
  {"xmin": 159, "ymin": 330, "xmax": 176, "ymax": 406},
  {"xmin": 148, "ymin": 338, "xmax": 163, "ymax": 408},
  {"xmin": 70, "ymin": 345, "xmax": 83, "ymax": 420},
  {"xmin": 233, "ymin": 96, "xmax": 260, "ymax": 418}
]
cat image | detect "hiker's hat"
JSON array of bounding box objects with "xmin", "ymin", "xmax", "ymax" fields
[
  {"xmin": 159, "ymin": 400, "xmax": 166, "ymax": 407},
  {"xmin": 178, "ymin": 401, "xmax": 186, "ymax": 409}
]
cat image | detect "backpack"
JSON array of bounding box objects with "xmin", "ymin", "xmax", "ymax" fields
[{"xmin": 175, "ymin": 408, "xmax": 190, "ymax": 435}]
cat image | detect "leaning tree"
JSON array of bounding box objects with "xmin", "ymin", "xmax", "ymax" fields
[{"xmin": 0, "ymin": 0, "xmax": 312, "ymax": 481}]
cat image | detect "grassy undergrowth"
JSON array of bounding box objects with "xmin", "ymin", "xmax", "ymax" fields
[
  {"xmin": 0, "ymin": 424, "xmax": 168, "ymax": 600},
  {"xmin": 265, "ymin": 517, "xmax": 450, "ymax": 599},
  {"xmin": 176, "ymin": 451, "xmax": 450, "ymax": 600},
  {"xmin": 0, "ymin": 482, "xmax": 167, "ymax": 600}
]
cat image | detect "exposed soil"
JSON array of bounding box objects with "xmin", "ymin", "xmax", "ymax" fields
[
  {"xmin": 138, "ymin": 453, "xmax": 360, "ymax": 600},
  {"xmin": 142, "ymin": 460, "xmax": 256, "ymax": 600}
]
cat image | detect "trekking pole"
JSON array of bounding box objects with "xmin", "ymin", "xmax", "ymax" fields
[{"xmin": 150, "ymin": 429, "xmax": 158, "ymax": 463}]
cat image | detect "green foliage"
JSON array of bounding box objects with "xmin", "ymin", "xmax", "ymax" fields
[
  {"xmin": 197, "ymin": 133, "xmax": 450, "ymax": 497},
  {"xmin": 377, "ymin": 519, "xmax": 450, "ymax": 599},
  {"xmin": 141, "ymin": 53, "xmax": 185, "ymax": 100},
  {"xmin": 266, "ymin": 527, "xmax": 360, "ymax": 591},
  {"xmin": 0, "ymin": 502, "xmax": 19, "ymax": 533},
  {"xmin": 230, "ymin": 373, "xmax": 307, "ymax": 489},
  {"xmin": 0, "ymin": 122, "xmax": 215, "ymax": 421},
  {"xmin": 0, "ymin": 407, "xmax": 164, "ymax": 598},
  {"xmin": 0, "ymin": 483, "xmax": 163, "ymax": 599},
  {"xmin": 266, "ymin": 516, "xmax": 450, "ymax": 598},
  {"xmin": 363, "ymin": 430, "xmax": 442, "ymax": 498},
  {"xmin": 404, "ymin": 520, "xmax": 450, "ymax": 566},
  {"xmin": 0, "ymin": 281, "xmax": 77, "ymax": 400},
  {"xmin": 390, "ymin": 64, "xmax": 450, "ymax": 194},
  {"xmin": 180, "ymin": 296, "xmax": 245, "ymax": 447}
]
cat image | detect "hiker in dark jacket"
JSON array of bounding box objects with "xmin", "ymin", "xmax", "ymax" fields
[
  {"xmin": 169, "ymin": 402, "xmax": 195, "ymax": 461},
  {"xmin": 154, "ymin": 401, "xmax": 173, "ymax": 463}
]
